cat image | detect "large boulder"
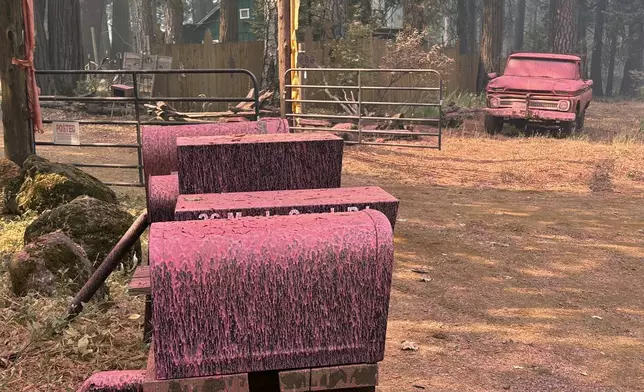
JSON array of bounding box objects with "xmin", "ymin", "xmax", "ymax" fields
[
  {"xmin": 0, "ymin": 158, "xmax": 20, "ymax": 187},
  {"xmin": 8, "ymin": 231, "xmax": 106, "ymax": 297},
  {"xmin": 24, "ymin": 196, "xmax": 140, "ymax": 268},
  {"xmin": 0, "ymin": 158, "xmax": 20, "ymax": 214},
  {"xmin": 3, "ymin": 155, "xmax": 117, "ymax": 214}
]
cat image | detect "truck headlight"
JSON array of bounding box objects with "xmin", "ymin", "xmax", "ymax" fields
[
  {"xmin": 557, "ymin": 100, "xmax": 571, "ymax": 111},
  {"xmin": 489, "ymin": 97, "xmax": 501, "ymax": 108}
]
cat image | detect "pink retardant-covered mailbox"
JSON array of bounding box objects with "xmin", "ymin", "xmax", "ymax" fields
[
  {"xmin": 141, "ymin": 118, "xmax": 289, "ymax": 182},
  {"xmin": 76, "ymin": 370, "xmax": 146, "ymax": 392},
  {"xmin": 149, "ymin": 210, "xmax": 394, "ymax": 380},
  {"xmin": 176, "ymin": 132, "xmax": 344, "ymax": 195},
  {"xmin": 174, "ymin": 186, "xmax": 399, "ymax": 229},
  {"xmin": 148, "ymin": 174, "xmax": 179, "ymax": 223}
]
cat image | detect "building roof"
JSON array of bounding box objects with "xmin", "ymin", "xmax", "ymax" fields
[
  {"xmin": 509, "ymin": 52, "xmax": 582, "ymax": 61},
  {"xmin": 196, "ymin": 0, "xmax": 221, "ymax": 27}
]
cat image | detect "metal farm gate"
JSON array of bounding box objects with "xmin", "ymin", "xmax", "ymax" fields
[
  {"xmin": 34, "ymin": 69, "xmax": 260, "ymax": 186},
  {"xmin": 284, "ymin": 68, "xmax": 443, "ymax": 149}
]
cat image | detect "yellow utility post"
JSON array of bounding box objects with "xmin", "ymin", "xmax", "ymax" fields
[
  {"xmin": 278, "ymin": 0, "xmax": 300, "ymax": 122},
  {"xmin": 290, "ymin": 0, "xmax": 301, "ymax": 116}
]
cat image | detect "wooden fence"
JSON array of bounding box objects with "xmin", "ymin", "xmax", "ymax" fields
[
  {"xmin": 151, "ymin": 41, "xmax": 265, "ymax": 111},
  {"xmin": 150, "ymin": 39, "xmax": 480, "ymax": 111}
]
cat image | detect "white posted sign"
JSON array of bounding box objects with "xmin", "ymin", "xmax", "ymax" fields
[{"xmin": 53, "ymin": 122, "xmax": 80, "ymax": 145}]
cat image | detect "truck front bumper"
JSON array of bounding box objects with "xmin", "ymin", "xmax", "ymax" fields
[{"xmin": 486, "ymin": 108, "xmax": 576, "ymax": 122}]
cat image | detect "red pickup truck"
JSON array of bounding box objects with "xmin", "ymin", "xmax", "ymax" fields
[{"xmin": 485, "ymin": 53, "xmax": 593, "ymax": 135}]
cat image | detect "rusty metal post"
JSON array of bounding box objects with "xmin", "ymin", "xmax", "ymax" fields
[
  {"xmin": 67, "ymin": 211, "xmax": 149, "ymax": 319},
  {"xmin": 278, "ymin": 0, "xmax": 291, "ymax": 121},
  {"xmin": 143, "ymin": 295, "xmax": 153, "ymax": 343},
  {"xmin": 297, "ymin": 43, "xmax": 305, "ymax": 114},
  {"xmin": 358, "ymin": 70, "xmax": 363, "ymax": 145}
]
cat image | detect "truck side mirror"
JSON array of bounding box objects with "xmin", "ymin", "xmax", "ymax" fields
[{"xmin": 488, "ymin": 72, "xmax": 498, "ymax": 80}]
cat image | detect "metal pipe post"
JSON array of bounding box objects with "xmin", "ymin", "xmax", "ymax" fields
[{"xmin": 67, "ymin": 212, "xmax": 149, "ymax": 319}]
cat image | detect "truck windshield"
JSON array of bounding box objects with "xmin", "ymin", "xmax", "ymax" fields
[{"xmin": 504, "ymin": 58, "xmax": 578, "ymax": 79}]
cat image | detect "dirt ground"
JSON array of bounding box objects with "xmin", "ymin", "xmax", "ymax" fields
[{"xmin": 0, "ymin": 100, "xmax": 643, "ymax": 391}]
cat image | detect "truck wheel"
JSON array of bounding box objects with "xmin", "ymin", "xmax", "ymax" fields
[
  {"xmin": 511, "ymin": 120, "xmax": 528, "ymax": 131},
  {"xmin": 485, "ymin": 115, "xmax": 503, "ymax": 135},
  {"xmin": 577, "ymin": 110, "xmax": 586, "ymax": 130},
  {"xmin": 559, "ymin": 120, "xmax": 577, "ymax": 138}
]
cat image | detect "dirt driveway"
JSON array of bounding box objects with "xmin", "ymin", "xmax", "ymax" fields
[
  {"xmin": 367, "ymin": 181, "xmax": 643, "ymax": 391},
  {"xmin": 0, "ymin": 101, "xmax": 643, "ymax": 391},
  {"xmin": 338, "ymin": 130, "xmax": 644, "ymax": 391}
]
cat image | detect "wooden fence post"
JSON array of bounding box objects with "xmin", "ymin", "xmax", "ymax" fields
[{"xmin": 0, "ymin": 0, "xmax": 35, "ymax": 166}]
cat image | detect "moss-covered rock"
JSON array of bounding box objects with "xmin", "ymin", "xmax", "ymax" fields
[
  {"xmin": 0, "ymin": 158, "xmax": 21, "ymax": 214},
  {"xmin": 8, "ymin": 231, "xmax": 107, "ymax": 297},
  {"xmin": 24, "ymin": 196, "xmax": 140, "ymax": 268},
  {"xmin": 0, "ymin": 158, "xmax": 20, "ymax": 187},
  {"xmin": 3, "ymin": 155, "xmax": 117, "ymax": 214}
]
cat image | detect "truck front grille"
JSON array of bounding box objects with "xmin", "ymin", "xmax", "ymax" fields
[
  {"xmin": 498, "ymin": 99, "xmax": 559, "ymax": 111},
  {"xmin": 529, "ymin": 101, "xmax": 558, "ymax": 109}
]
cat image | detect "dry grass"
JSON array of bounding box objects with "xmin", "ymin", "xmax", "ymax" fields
[
  {"xmin": 0, "ymin": 258, "xmax": 147, "ymax": 391},
  {"xmin": 0, "ymin": 99, "xmax": 642, "ymax": 391},
  {"xmin": 344, "ymin": 136, "xmax": 644, "ymax": 194},
  {"xmin": 580, "ymin": 99, "xmax": 644, "ymax": 143},
  {"xmin": 0, "ymin": 214, "xmax": 146, "ymax": 392}
]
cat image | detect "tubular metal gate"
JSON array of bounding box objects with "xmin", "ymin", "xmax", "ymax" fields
[
  {"xmin": 35, "ymin": 69, "xmax": 260, "ymax": 186},
  {"xmin": 284, "ymin": 68, "xmax": 443, "ymax": 149}
]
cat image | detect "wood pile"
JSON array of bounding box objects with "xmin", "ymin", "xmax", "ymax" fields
[{"xmin": 145, "ymin": 89, "xmax": 278, "ymax": 122}]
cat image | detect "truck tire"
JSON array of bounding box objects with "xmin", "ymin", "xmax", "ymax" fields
[
  {"xmin": 577, "ymin": 109, "xmax": 586, "ymax": 131},
  {"xmin": 511, "ymin": 119, "xmax": 528, "ymax": 131},
  {"xmin": 484, "ymin": 115, "xmax": 503, "ymax": 135},
  {"xmin": 559, "ymin": 119, "xmax": 577, "ymax": 137}
]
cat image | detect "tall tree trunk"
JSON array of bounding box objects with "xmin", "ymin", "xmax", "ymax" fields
[
  {"xmin": 220, "ymin": 0, "xmax": 238, "ymax": 42},
  {"xmin": 261, "ymin": 0, "xmax": 278, "ymax": 93},
  {"xmin": 547, "ymin": 0, "xmax": 556, "ymax": 50},
  {"xmin": 165, "ymin": 0, "xmax": 184, "ymax": 44},
  {"xmin": 457, "ymin": 0, "xmax": 473, "ymax": 53},
  {"xmin": 504, "ymin": 0, "xmax": 514, "ymax": 56},
  {"xmin": 578, "ymin": 0, "xmax": 588, "ymax": 51},
  {"xmin": 326, "ymin": 0, "xmax": 347, "ymax": 39},
  {"xmin": 131, "ymin": 0, "xmax": 144, "ymax": 52},
  {"xmin": 0, "ymin": 0, "xmax": 35, "ymax": 164},
  {"xmin": 512, "ymin": 0, "xmax": 525, "ymax": 51},
  {"xmin": 81, "ymin": 0, "xmax": 106, "ymax": 64},
  {"xmin": 620, "ymin": 19, "xmax": 644, "ymax": 96},
  {"xmin": 403, "ymin": 0, "xmax": 426, "ymax": 32},
  {"xmin": 131, "ymin": 0, "xmax": 156, "ymax": 52},
  {"xmin": 48, "ymin": 0, "xmax": 84, "ymax": 95},
  {"xmin": 101, "ymin": 5, "xmax": 110, "ymax": 57},
  {"xmin": 110, "ymin": 0, "xmax": 132, "ymax": 59},
  {"xmin": 467, "ymin": 0, "xmax": 476, "ymax": 51},
  {"xmin": 531, "ymin": 0, "xmax": 539, "ymax": 48},
  {"xmin": 576, "ymin": 0, "xmax": 588, "ymax": 76},
  {"xmin": 552, "ymin": 0, "xmax": 576, "ymax": 53},
  {"xmin": 192, "ymin": 0, "xmax": 212, "ymax": 23},
  {"xmin": 358, "ymin": 0, "xmax": 372, "ymax": 25},
  {"xmin": 142, "ymin": 0, "xmax": 157, "ymax": 46},
  {"xmin": 590, "ymin": 0, "xmax": 606, "ymax": 96},
  {"xmin": 34, "ymin": 0, "xmax": 54, "ymax": 94},
  {"xmin": 605, "ymin": 25, "xmax": 617, "ymax": 97},
  {"xmin": 478, "ymin": 0, "xmax": 504, "ymax": 92}
]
